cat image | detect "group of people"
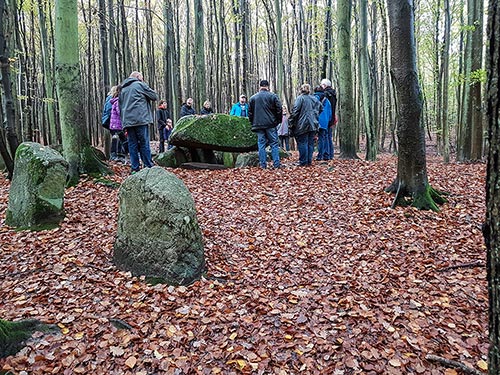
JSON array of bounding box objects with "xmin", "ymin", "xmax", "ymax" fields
[
  {"xmin": 102, "ymin": 71, "xmax": 158, "ymax": 173},
  {"xmin": 102, "ymin": 72, "xmax": 337, "ymax": 173},
  {"xmin": 245, "ymin": 78, "xmax": 337, "ymax": 169}
]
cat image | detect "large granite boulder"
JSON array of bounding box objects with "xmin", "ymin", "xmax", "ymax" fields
[
  {"xmin": 5, "ymin": 142, "xmax": 68, "ymax": 230},
  {"xmin": 169, "ymin": 114, "xmax": 258, "ymax": 152},
  {"xmin": 113, "ymin": 167, "xmax": 205, "ymax": 285}
]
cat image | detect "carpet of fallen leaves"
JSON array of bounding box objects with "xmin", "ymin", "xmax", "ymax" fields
[{"xmin": 0, "ymin": 153, "xmax": 487, "ymax": 375}]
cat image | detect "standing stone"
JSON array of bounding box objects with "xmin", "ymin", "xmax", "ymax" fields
[
  {"xmin": 5, "ymin": 142, "xmax": 68, "ymax": 230},
  {"xmin": 113, "ymin": 167, "xmax": 205, "ymax": 285}
]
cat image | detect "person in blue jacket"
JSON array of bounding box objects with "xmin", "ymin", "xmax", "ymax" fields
[
  {"xmin": 230, "ymin": 95, "xmax": 249, "ymax": 117},
  {"xmin": 314, "ymin": 86, "xmax": 332, "ymax": 161}
]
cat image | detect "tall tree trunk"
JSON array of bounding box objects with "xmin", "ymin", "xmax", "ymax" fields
[
  {"xmin": 485, "ymin": 3, "xmax": 500, "ymax": 374},
  {"xmin": 441, "ymin": 0, "xmax": 451, "ymax": 163},
  {"xmin": 359, "ymin": 0, "xmax": 376, "ymax": 161},
  {"xmin": 471, "ymin": 0, "xmax": 484, "ymax": 160},
  {"xmin": 458, "ymin": 0, "xmax": 476, "ymax": 161},
  {"xmin": 386, "ymin": 0, "xmax": 444, "ymax": 211},
  {"xmin": 241, "ymin": 0, "xmax": 250, "ymax": 96},
  {"xmin": 321, "ymin": 0, "xmax": 333, "ymax": 79},
  {"xmin": 55, "ymin": 0, "xmax": 108, "ymax": 184},
  {"xmin": 337, "ymin": 0, "xmax": 357, "ymax": 159},
  {"xmin": 98, "ymin": 0, "xmax": 110, "ymax": 157},
  {"xmin": 37, "ymin": 0, "xmax": 57, "ymax": 145},
  {"xmin": 194, "ymin": 0, "xmax": 206, "ymax": 108},
  {"xmin": 107, "ymin": 0, "xmax": 117, "ymax": 84},
  {"xmin": 274, "ymin": 0, "xmax": 283, "ymax": 99},
  {"xmin": 0, "ymin": 0, "xmax": 20, "ymax": 173}
]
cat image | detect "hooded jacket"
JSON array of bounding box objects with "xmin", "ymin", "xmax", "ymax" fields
[
  {"xmin": 323, "ymin": 86, "xmax": 337, "ymax": 126},
  {"xmin": 248, "ymin": 89, "xmax": 282, "ymax": 131},
  {"xmin": 119, "ymin": 77, "xmax": 158, "ymax": 128},
  {"xmin": 289, "ymin": 94, "xmax": 323, "ymax": 137},
  {"xmin": 314, "ymin": 92, "xmax": 332, "ymax": 130},
  {"xmin": 110, "ymin": 97, "xmax": 123, "ymax": 131}
]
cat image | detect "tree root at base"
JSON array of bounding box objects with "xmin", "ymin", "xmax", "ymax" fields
[{"xmin": 425, "ymin": 354, "xmax": 485, "ymax": 375}]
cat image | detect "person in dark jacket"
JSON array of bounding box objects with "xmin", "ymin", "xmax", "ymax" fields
[
  {"xmin": 180, "ymin": 98, "xmax": 196, "ymax": 117},
  {"xmin": 156, "ymin": 100, "xmax": 171, "ymax": 153},
  {"xmin": 119, "ymin": 71, "xmax": 158, "ymax": 173},
  {"xmin": 248, "ymin": 80, "xmax": 283, "ymax": 169},
  {"xmin": 200, "ymin": 100, "xmax": 214, "ymax": 115},
  {"xmin": 320, "ymin": 78, "xmax": 337, "ymax": 159},
  {"xmin": 289, "ymin": 84, "xmax": 323, "ymax": 166}
]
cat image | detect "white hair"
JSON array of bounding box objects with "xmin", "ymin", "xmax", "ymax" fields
[{"xmin": 320, "ymin": 78, "xmax": 332, "ymax": 87}]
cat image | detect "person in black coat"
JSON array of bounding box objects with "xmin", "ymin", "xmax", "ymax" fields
[
  {"xmin": 248, "ymin": 80, "xmax": 283, "ymax": 169},
  {"xmin": 180, "ymin": 98, "xmax": 196, "ymax": 117},
  {"xmin": 200, "ymin": 100, "xmax": 214, "ymax": 115}
]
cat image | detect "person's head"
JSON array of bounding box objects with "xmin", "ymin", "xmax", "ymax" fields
[
  {"xmin": 166, "ymin": 118, "xmax": 173, "ymax": 126},
  {"xmin": 203, "ymin": 100, "xmax": 211, "ymax": 109},
  {"xmin": 159, "ymin": 99, "xmax": 167, "ymax": 109},
  {"xmin": 112, "ymin": 85, "xmax": 121, "ymax": 98},
  {"xmin": 130, "ymin": 71, "xmax": 144, "ymax": 81},
  {"xmin": 109, "ymin": 85, "xmax": 118, "ymax": 97},
  {"xmin": 239, "ymin": 95, "xmax": 247, "ymax": 104},
  {"xmin": 320, "ymin": 78, "xmax": 332, "ymax": 89},
  {"xmin": 314, "ymin": 85, "xmax": 324, "ymax": 100},
  {"xmin": 300, "ymin": 83, "xmax": 311, "ymax": 95},
  {"xmin": 186, "ymin": 98, "xmax": 193, "ymax": 106},
  {"xmin": 260, "ymin": 79, "xmax": 270, "ymax": 89},
  {"xmin": 282, "ymin": 105, "xmax": 288, "ymax": 114}
]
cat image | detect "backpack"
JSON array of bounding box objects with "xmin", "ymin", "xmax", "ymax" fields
[{"xmin": 101, "ymin": 96, "xmax": 112, "ymax": 129}]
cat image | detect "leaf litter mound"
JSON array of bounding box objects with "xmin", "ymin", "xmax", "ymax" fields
[{"xmin": 0, "ymin": 154, "xmax": 487, "ymax": 374}]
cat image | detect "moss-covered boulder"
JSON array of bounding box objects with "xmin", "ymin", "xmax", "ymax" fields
[
  {"xmin": 0, "ymin": 319, "xmax": 53, "ymax": 358},
  {"xmin": 154, "ymin": 147, "xmax": 189, "ymax": 168},
  {"xmin": 235, "ymin": 152, "xmax": 260, "ymax": 168},
  {"xmin": 169, "ymin": 114, "xmax": 258, "ymax": 152},
  {"xmin": 5, "ymin": 142, "xmax": 68, "ymax": 230},
  {"xmin": 113, "ymin": 167, "xmax": 205, "ymax": 286}
]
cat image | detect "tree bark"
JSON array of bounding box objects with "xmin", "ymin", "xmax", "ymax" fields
[
  {"xmin": 55, "ymin": 0, "xmax": 108, "ymax": 184},
  {"xmin": 337, "ymin": 0, "xmax": 357, "ymax": 159},
  {"xmin": 0, "ymin": 0, "xmax": 20, "ymax": 167},
  {"xmin": 359, "ymin": 0, "xmax": 376, "ymax": 161},
  {"xmin": 386, "ymin": 0, "xmax": 443, "ymax": 211},
  {"xmin": 485, "ymin": 2, "xmax": 500, "ymax": 374}
]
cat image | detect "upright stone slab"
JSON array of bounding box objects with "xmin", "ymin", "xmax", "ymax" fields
[
  {"xmin": 5, "ymin": 142, "xmax": 68, "ymax": 230},
  {"xmin": 113, "ymin": 167, "xmax": 205, "ymax": 285}
]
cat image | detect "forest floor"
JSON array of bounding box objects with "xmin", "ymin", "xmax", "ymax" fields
[{"xmin": 0, "ymin": 152, "xmax": 487, "ymax": 375}]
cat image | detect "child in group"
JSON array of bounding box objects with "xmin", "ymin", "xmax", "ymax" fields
[
  {"xmin": 277, "ymin": 105, "xmax": 290, "ymax": 151},
  {"xmin": 164, "ymin": 118, "xmax": 174, "ymax": 150},
  {"xmin": 110, "ymin": 85, "xmax": 128, "ymax": 162}
]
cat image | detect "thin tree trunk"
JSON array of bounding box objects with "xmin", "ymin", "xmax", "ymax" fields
[
  {"xmin": 441, "ymin": 0, "xmax": 451, "ymax": 163},
  {"xmin": 359, "ymin": 0, "xmax": 376, "ymax": 161},
  {"xmin": 194, "ymin": 0, "xmax": 206, "ymax": 108},
  {"xmin": 471, "ymin": 0, "xmax": 484, "ymax": 160}
]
